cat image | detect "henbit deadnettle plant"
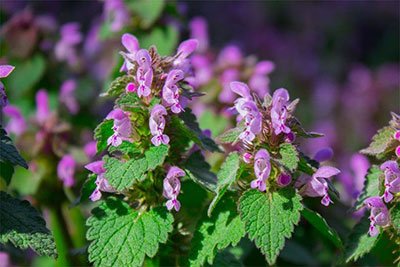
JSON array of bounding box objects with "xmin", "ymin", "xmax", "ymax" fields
[{"xmin": 345, "ymin": 113, "xmax": 400, "ymax": 264}]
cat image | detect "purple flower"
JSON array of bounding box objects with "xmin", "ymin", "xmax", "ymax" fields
[
  {"xmin": 163, "ymin": 166, "xmax": 185, "ymax": 211},
  {"xmin": 135, "ymin": 49, "xmax": 153, "ymax": 98},
  {"xmin": 125, "ymin": 82, "xmax": 136, "ymax": 93},
  {"xmin": 149, "ymin": 104, "xmax": 169, "ymax": 146},
  {"xmin": 85, "ymin": 160, "xmax": 116, "ymax": 201},
  {"xmin": 243, "ymin": 152, "xmax": 253, "ymax": 164},
  {"xmin": 104, "ymin": 0, "xmax": 130, "ymax": 32},
  {"xmin": 394, "ymin": 131, "xmax": 400, "ymax": 158},
  {"xmin": 249, "ymin": 61, "xmax": 275, "ymax": 97},
  {"xmin": 217, "ymin": 45, "xmax": 243, "ymax": 68},
  {"xmin": 162, "ymin": 69, "xmax": 184, "ymax": 113},
  {"xmin": 0, "ymin": 65, "xmax": 15, "ymax": 78},
  {"xmin": 191, "ymin": 55, "xmax": 212, "ymax": 86},
  {"xmin": 3, "ymin": 105, "xmax": 26, "ymax": 136},
  {"xmin": 277, "ymin": 173, "xmax": 292, "ymax": 188},
  {"xmin": 189, "ymin": 17, "xmax": 208, "ymax": 53},
  {"xmin": 219, "ymin": 69, "xmax": 240, "ymax": 103},
  {"xmin": 313, "ymin": 147, "xmax": 334, "ymax": 162},
  {"xmin": 299, "ymin": 166, "xmax": 340, "ymax": 206},
  {"xmin": 364, "ymin": 197, "xmax": 390, "ymax": 237},
  {"xmin": 35, "ymin": 89, "xmax": 51, "ymax": 125},
  {"xmin": 57, "ymin": 155, "xmax": 76, "ymax": 187},
  {"xmin": 380, "ymin": 160, "xmax": 400, "ymax": 203},
  {"xmin": 271, "ymin": 88, "xmax": 291, "ymax": 135},
  {"xmin": 173, "ymin": 39, "xmax": 198, "ymax": 73},
  {"xmin": 55, "ymin": 22, "xmax": 82, "ymax": 66},
  {"xmin": 106, "ymin": 109, "xmax": 132, "ymax": 147},
  {"xmin": 84, "ymin": 141, "xmax": 97, "ymax": 159},
  {"xmin": 60, "ymin": 79, "xmax": 79, "ymax": 114},
  {"xmin": 250, "ymin": 149, "xmax": 271, "ymax": 192},
  {"xmin": 120, "ymin": 33, "xmax": 139, "ymax": 72}
]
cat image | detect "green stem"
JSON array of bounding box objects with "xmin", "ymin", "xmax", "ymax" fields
[{"xmin": 49, "ymin": 207, "xmax": 71, "ymax": 267}]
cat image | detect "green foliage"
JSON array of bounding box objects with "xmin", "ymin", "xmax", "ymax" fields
[
  {"xmin": 345, "ymin": 214, "xmax": 380, "ymax": 263},
  {"xmin": 179, "ymin": 108, "xmax": 220, "ymax": 152},
  {"xmin": 297, "ymin": 153, "xmax": 318, "ymax": 175},
  {"xmin": 127, "ymin": 0, "xmax": 165, "ymax": 29},
  {"xmin": 104, "ymin": 156, "xmax": 148, "ymax": 191},
  {"xmin": 277, "ymin": 143, "xmax": 299, "ymax": 172},
  {"xmin": 208, "ymin": 152, "xmax": 240, "ymax": 216},
  {"xmin": 216, "ymin": 125, "xmax": 246, "ymax": 144},
  {"xmin": 108, "ymin": 141, "xmax": 141, "ymax": 156},
  {"xmin": 0, "ymin": 192, "xmax": 57, "ymax": 258},
  {"xmin": 0, "ymin": 125, "xmax": 28, "ymax": 169},
  {"xmin": 239, "ymin": 188, "xmax": 303, "ymax": 265},
  {"xmin": 354, "ymin": 166, "xmax": 382, "ymax": 210},
  {"xmin": 390, "ymin": 204, "xmax": 400, "ymax": 234},
  {"xmin": 301, "ymin": 208, "xmax": 343, "ymax": 249},
  {"xmin": 360, "ymin": 126, "xmax": 396, "ymax": 157},
  {"xmin": 144, "ymin": 145, "xmax": 169, "ymax": 171},
  {"xmin": 183, "ymin": 151, "xmax": 217, "ymax": 191},
  {"xmin": 94, "ymin": 119, "xmax": 114, "ymax": 153},
  {"xmin": 140, "ymin": 26, "xmax": 179, "ymax": 56},
  {"xmin": 73, "ymin": 174, "xmax": 97, "ymax": 205},
  {"xmin": 115, "ymin": 92, "xmax": 142, "ymax": 112},
  {"xmin": 87, "ymin": 197, "xmax": 173, "ymax": 266},
  {"xmin": 0, "ymin": 161, "xmax": 14, "ymax": 185},
  {"xmin": 198, "ymin": 110, "xmax": 229, "ymax": 137},
  {"xmin": 106, "ymin": 75, "xmax": 134, "ymax": 97},
  {"xmin": 7, "ymin": 54, "xmax": 45, "ymax": 96},
  {"xmin": 189, "ymin": 196, "xmax": 245, "ymax": 266}
]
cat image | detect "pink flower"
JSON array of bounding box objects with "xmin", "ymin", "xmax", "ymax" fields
[
  {"xmin": 271, "ymin": 88, "xmax": 291, "ymax": 135},
  {"xmin": 149, "ymin": 105, "xmax": 169, "ymax": 146},
  {"xmin": 249, "ymin": 61, "xmax": 274, "ymax": 97},
  {"xmin": 60, "ymin": 79, "xmax": 79, "ymax": 114},
  {"xmin": 84, "ymin": 141, "xmax": 97, "ymax": 159},
  {"xmin": 3, "ymin": 105, "xmax": 26, "ymax": 136},
  {"xmin": 364, "ymin": 197, "xmax": 390, "ymax": 237},
  {"xmin": 35, "ymin": 89, "xmax": 51, "ymax": 125},
  {"xmin": 162, "ymin": 69, "xmax": 185, "ymax": 113},
  {"xmin": 173, "ymin": 39, "xmax": 198, "ymax": 73},
  {"xmin": 250, "ymin": 149, "xmax": 271, "ymax": 192},
  {"xmin": 85, "ymin": 160, "xmax": 116, "ymax": 201},
  {"xmin": 163, "ymin": 166, "xmax": 185, "ymax": 211},
  {"xmin": 0, "ymin": 65, "xmax": 15, "ymax": 78},
  {"xmin": 104, "ymin": 0, "xmax": 130, "ymax": 33},
  {"xmin": 55, "ymin": 23, "xmax": 82, "ymax": 66},
  {"xmin": 298, "ymin": 166, "xmax": 340, "ymax": 206},
  {"xmin": 135, "ymin": 49, "xmax": 153, "ymax": 98},
  {"xmin": 120, "ymin": 33, "xmax": 139, "ymax": 71},
  {"xmin": 106, "ymin": 109, "xmax": 132, "ymax": 147},
  {"xmin": 313, "ymin": 147, "xmax": 334, "ymax": 162},
  {"xmin": 189, "ymin": 17, "xmax": 208, "ymax": 53},
  {"xmin": 277, "ymin": 173, "xmax": 292, "ymax": 188},
  {"xmin": 57, "ymin": 155, "xmax": 76, "ymax": 187},
  {"xmin": 380, "ymin": 160, "xmax": 400, "ymax": 203},
  {"xmin": 243, "ymin": 152, "xmax": 253, "ymax": 164}
]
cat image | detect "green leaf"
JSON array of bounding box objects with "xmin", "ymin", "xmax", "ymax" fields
[
  {"xmin": 0, "ymin": 192, "xmax": 57, "ymax": 257},
  {"xmin": 72, "ymin": 174, "xmax": 97, "ymax": 206},
  {"xmin": 360, "ymin": 126, "xmax": 396, "ymax": 157},
  {"xmin": 198, "ymin": 110, "xmax": 229, "ymax": 137},
  {"xmin": 277, "ymin": 143, "xmax": 299, "ymax": 172},
  {"xmin": 104, "ymin": 157, "xmax": 148, "ymax": 191},
  {"xmin": 183, "ymin": 151, "xmax": 217, "ymax": 191},
  {"xmin": 127, "ymin": 0, "xmax": 165, "ymax": 28},
  {"xmin": 354, "ymin": 166, "xmax": 382, "ymax": 210},
  {"xmin": 189, "ymin": 196, "xmax": 245, "ymax": 266},
  {"xmin": 345, "ymin": 214, "xmax": 379, "ymax": 262},
  {"xmin": 145, "ymin": 145, "xmax": 169, "ymax": 171},
  {"xmin": 7, "ymin": 54, "xmax": 45, "ymax": 95},
  {"xmin": 0, "ymin": 125, "xmax": 28, "ymax": 169},
  {"xmin": 0, "ymin": 161, "xmax": 14, "ymax": 185},
  {"xmin": 108, "ymin": 141, "xmax": 141, "ymax": 156},
  {"xmin": 178, "ymin": 108, "xmax": 220, "ymax": 152},
  {"xmin": 239, "ymin": 188, "xmax": 303, "ymax": 265},
  {"xmin": 94, "ymin": 120, "xmax": 114, "ymax": 153},
  {"xmin": 208, "ymin": 152, "xmax": 240, "ymax": 216},
  {"xmin": 301, "ymin": 208, "xmax": 343, "ymax": 249},
  {"xmin": 105, "ymin": 75, "xmax": 134, "ymax": 97},
  {"xmin": 140, "ymin": 26, "xmax": 178, "ymax": 56},
  {"xmin": 390, "ymin": 205, "xmax": 400, "ymax": 234},
  {"xmin": 115, "ymin": 92, "xmax": 142, "ymax": 112},
  {"xmin": 216, "ymin": 125, "xmax": 246, "ymax": 144},
  {"xmin": 87, "ymin": 197, "xmax": 173, "ymax": 266}
]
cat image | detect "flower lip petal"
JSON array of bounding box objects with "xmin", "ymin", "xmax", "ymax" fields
[
  {"xmin": 85, "ymin": 160, "xmax": 105, "ymax": 175},
  {"xmin": 177, "ymin": 39, "xmax": 198, "ymax": 58},
  {"xmin": 0, "ymin": 65, "xmax": 15, "ymax": 78},
  {"xmin": 230, "ymin": 81, "xmax": 251, "ymax": 99},
  {"xmin": 121, "ymin": 33, "xmax": 139, "ymax": 53}
]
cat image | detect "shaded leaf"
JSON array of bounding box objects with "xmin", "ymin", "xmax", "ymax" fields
[
  {"xmin": 183, "ymin": 151, "xmax": 217, "ymax": 191},
  {"xmin": 145, "ymin": 145, "xmax": 169, "ymax": 171},
  {"xmin": 216, "ymin": 125, "xmax": 246, "ymax": 144},
  {"xmin": 360, "ymin": 126, "xmax": 396, "ymax": 157},
  {"xmin": 0, "ymin": 125, "xmax": 28, "ymax": 169},
  {"xmin": 354, "ymin": 166, "xmax": 382, "ymax": 210},
  {"xmin": 94, "ymin": 120, "xmax": 114, "ymax": 153}
]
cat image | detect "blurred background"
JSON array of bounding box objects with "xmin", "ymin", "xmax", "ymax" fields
[{"xmin": 0, "ymin": 1, "xmax": 399, "ymax": 266}]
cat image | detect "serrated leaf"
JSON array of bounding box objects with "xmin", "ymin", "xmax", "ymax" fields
[
  {"xmin": 183, "ymin": 151, "xmax": 217, "ymax": 191},
  {"xmin": 301, "ymin": 208, "xmax": 343, "ymax": 249},
  {"xmin": 94, "ymin": 120, "xmax": 114, "ymax": 153},
  {"xmin": 145, "ymin": 145, "xmax": 169, "ymax": 171},
  {"xmin": 277, "ymin": 143, "xmax": 299, "ymax": 172},
  {"xmin": 216, "ymin": 125, "xmax": 246, "ymax": 144},
  {"xmin": 108, "ymin": 141, "xmax": 141, "ymax": 156},
  {"xmin": 345, "ymin": 214, "xmax": 379, "ymax": 262},
  {"xmin": 360, "ymin": 126, "xmax": 396, "ymax": 156},
  {"xmin": 390, "ymin": 204, "xmax": 400, "ymax": 234},
  {"xmin": 239, "ymin": 188, "xmax": 303, "ymax": 265},
  {"xmin": 106, "ymin": 75, "xmax": 134, "ymax": 97},
  {"xmin": 179, "ymin": 108, "xmax": 221, "ymax": 152},
  {"xmin": 0, "ymin": 125, "xmax": 28, "ymax": 169},
  {"xmin": 208, "ymin": 152, "xmax": 240, "ymax": 216},
  {"xmin": 115, "ymin": 92, "xmax": 142, "ymax": 112},
  {"xmin": 87, "ymin": 197, "xmax": 173, "ymax": 266},
  {"xmin": 354, "ymin": 166, "xmax": 382, "ymax": 210},
  {"xmin": 0, "ymin": 192, "xmax": 57, "ymax": 257},
  {"xmin": 0, "ymin": 161, "xmax": 14, "ymax": 185},
  {"xmin": 189, "ymin": 196, "xmax": 245, "ymax": 266},
  {"xmin": 127, "ymin": 0, "xmax": 165, "ymax": 28},
  {"xmin": 104, "ymin": 157, "xmax": 148, "ymax": 191}
]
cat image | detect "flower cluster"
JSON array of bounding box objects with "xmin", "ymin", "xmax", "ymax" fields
[
  {"xmin": 163, "ymin": 166, "xmax": 185, "ymax": 211},
  {"xmin": 85, "ymin": 160, "xmax": 116, "ymax": 201},
  {"xmin": 228, "ymin": 81, "xmax": 340, "ymax": 206},
  {"xmin": 106, "ymin": 108, "xmax": 132, "ymax": 147}
]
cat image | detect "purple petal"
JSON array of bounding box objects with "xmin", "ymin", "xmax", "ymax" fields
[
  {"xmin": 0, "ymin": 65, "xmax": 15, "ymax": 78},
  {"xmin": 313, "ymin": 166, "xmax": 340, "ymax": 179},
  {"xmin": 36, "ymin": 89, "xmax": 51, "ymax": 124},
  {"xmin": 177, "ymin": 39, "xmax": 198, "ymax": 59},
  {"xmin": 313, "ymin": 147, "xmax": 334, "ymax": 162},
  {"xmin": 230, "ymin": 81, "xmax": 251, "ymax": 99},
  {"xmin": 121, "ymin": 33, "xmax": 139, "ymax": 53},
  {"xmin": 85, "ymin": 160, "xmax": 105, "ymax": 175}
]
